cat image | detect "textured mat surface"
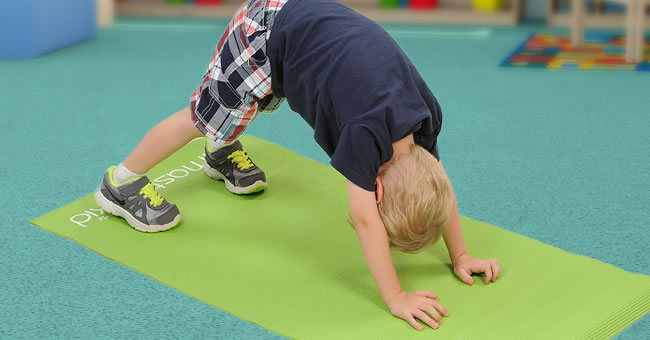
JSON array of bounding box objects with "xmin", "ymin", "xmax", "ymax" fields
[
  {"xmin": 31, "ymin": 136, "xmax": 650, "ymax": 339},
  {"xmin": 502, "ymin": 32, "xmax": 650, "ymax": 71}
]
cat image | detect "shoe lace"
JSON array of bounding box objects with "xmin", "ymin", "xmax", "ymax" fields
[
  {"xmin": 139, "ymin": 183, "xmax": 164, "ymax": 207},
  {"xmin": 227, "ymin": 150, "xmax": 254, "ymax": 170}
]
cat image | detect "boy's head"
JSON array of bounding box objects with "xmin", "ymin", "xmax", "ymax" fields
[{"xmin": 376, "ymin": 144, "xmax": 453, "ymax": 253}]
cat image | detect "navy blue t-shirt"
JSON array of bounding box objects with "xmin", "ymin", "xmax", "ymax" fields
[{"xmin": 267, "ymin": 0, "xmax": 442, "ymax": 191}]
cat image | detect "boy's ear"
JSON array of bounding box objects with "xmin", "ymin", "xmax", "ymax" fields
[{"xmin": 375, "ymin": 177, "xmax": 384, "ymax": 204}]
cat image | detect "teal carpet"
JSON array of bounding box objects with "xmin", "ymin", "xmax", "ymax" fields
[{"xmin": 0, "ymin": 18, "xmax": 648, "ymax": 338}]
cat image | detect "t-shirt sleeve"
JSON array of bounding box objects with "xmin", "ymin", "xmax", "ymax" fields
[{"xmin": 330, "ymin": 123, "xmax": 393, "ymax": 192}]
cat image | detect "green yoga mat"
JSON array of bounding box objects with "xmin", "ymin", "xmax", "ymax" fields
[{"xmin": 31, "ymin": 135, "xmax": 649, "ymax": 339}]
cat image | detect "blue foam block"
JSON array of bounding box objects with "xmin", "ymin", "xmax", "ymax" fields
[{"xmin": 0, "ymin": 0, "xmax": 96, "ymax": 59}]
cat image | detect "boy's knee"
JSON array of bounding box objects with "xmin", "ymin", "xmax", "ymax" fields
[{"xmin": 182, "ymin": 106, "xmax": 206, "ymax": 139}]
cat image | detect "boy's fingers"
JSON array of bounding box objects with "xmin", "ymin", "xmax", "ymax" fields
[
  {"xmin": 427, "ymin": 299, "xmax": 449, "ymax": 317},
  {"xmin": 422, "ymin": 305, "xmax": 443, "ymax": 323},
  {"xmin": 406, "ymin": 315, "xmax": 424, "ymax": 331},
  {"xmin": 495, "ymin": 260, "xmax": 501, "ymax": 279},
  {"xmin": 456, "ymin": 268, "xmax": 474, "ymax": 285},
  {"xmin": 415, "ymin": 290, "xmax": 437, "ymax": 299},
  {"xmin": 485, "ymin": 265, "xmax": 493, "ymax": 284},
  {"xmin": 414, "ymin": 310, "xmax": 439, "ymax": 329},
  {"xmin": 491, "ymin": 262, "xmax": 499, "ymax": 281}
]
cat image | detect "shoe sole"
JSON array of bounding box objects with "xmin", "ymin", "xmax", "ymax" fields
[
  {"xmin": 94, "ymin": 190, "xmax": 182, "ymax": 233},
  {"xmin": 203, "ymin": 160, "xmax": 268, "ymax": 195}
]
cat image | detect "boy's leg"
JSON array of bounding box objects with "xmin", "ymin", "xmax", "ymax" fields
[
  {"xmin": 191, "ymin": 0, "xmax": 286, "ymax": 195},
  {"xmin": 123, "ymin": 106, "xmax": 202, "ymax": 174},
  {"xmin": 94, "ymin": 107, "xmax": 201, "ymax": 233},
  {"xmin": 95, "ymin": 0, "xmax": 282, "ymax": 232}
]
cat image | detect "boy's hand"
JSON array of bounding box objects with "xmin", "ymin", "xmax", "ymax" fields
[
  {"xmin": 387, "ymin": 290, "xmax": 449, "ymax": 331},
  {"xmin": 453, "ymin": 254, "xmax": 501, "ymax": 285}
]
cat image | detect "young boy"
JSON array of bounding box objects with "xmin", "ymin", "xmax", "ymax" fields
[{"xmin": 95, "ymin": 0, "xmax": 501, "ymax": 331}]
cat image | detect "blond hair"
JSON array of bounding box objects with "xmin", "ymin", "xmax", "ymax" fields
[{"xmin": 377, "ymin": 144, "xmax": 453, "ymax": 253}]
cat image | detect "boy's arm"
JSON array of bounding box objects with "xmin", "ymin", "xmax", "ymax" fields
[
  {"xmin": 441, "ymin": 179, "xmax": 469, "ymax": 265},
  {"xmin": 347, "ymin": 180, "xmax": 448, "ymax": 331},
  {"xmin": 441, "ymin": 164, "xmax": 501, "ymax": 285}
]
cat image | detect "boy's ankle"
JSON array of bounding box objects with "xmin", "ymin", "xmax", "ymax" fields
[
  {"xmin": 207, "ymin": 139, "xmax": 235, "ymax": 153},
  {"xmin": 112, "ymin": 163, "xmax": 144, "ymax": 186}
]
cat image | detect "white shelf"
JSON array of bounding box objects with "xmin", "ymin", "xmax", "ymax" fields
[
  {"xmin": 116, "ymin": 0, "xmax": 523, "ymax": 25},
  {"xmin": 546, "ymin": 0, "xmax": 650, "ymax": 28},
  {"xmin": 548, "ymin": 12, "xmax": 650, "ymax": 29}
]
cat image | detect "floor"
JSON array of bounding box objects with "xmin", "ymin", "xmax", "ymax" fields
[{"xmin": 0, "ymin": 18, "xmax": 648, "ymax": 339}]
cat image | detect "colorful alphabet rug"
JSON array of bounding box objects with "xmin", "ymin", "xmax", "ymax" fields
[{"xmin": 501, "ymin": 32, "xmax": 650, "ymax": 71}]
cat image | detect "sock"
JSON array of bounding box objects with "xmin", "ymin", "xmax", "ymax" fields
[
  {"xmin": 112, "ymin": 163, "xmax": 144, "ymax": 186},
  {"xmin": 207, "ymin": 139, "xmax": 233, "ymax": 152}
]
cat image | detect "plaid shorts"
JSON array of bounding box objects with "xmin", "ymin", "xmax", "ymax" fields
[{"xmin": 190, "ymin": 0, "xmax": 287, "ymax": 144}]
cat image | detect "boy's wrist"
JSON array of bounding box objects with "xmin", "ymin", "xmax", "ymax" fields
[
  {"xmin": 383, "ymin": 289, "xmax": 405, "ymax": 309},
  {"xmin": 451, "ymin": 251, "xmax": 469, "ymax": 266}
]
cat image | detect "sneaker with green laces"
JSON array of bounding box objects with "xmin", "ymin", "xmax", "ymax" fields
[
  {"xmin": 94, "ymin": 166, "xmax": 182, "ymax": 232},
  {"xmin": 203, "ymin": 140, "xmax": 268, "ymax": 194}
]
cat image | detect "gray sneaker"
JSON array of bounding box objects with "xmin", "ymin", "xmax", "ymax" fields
[
  {"xmin": 94, "ymin": 166, "xmax": 182, "ymax": 232},
  {"xmin": 203, "ymin": 140, "xmax": 268, "ymax": 194}
]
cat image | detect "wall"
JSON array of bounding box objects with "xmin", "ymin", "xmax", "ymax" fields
[{"xmin": 525, "ymin": 0, "xmax": 548, "ymax": 19}]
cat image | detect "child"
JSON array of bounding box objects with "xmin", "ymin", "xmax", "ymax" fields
[{"xmin": 95, "ymin": 0, "xmax": 501, "ymax": 331}]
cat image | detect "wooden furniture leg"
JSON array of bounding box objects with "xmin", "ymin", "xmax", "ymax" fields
[
  {"xmin": 97, "ymin": 0, "xmax": 115, "ymax": 28},
  {"xmin": 624, "ymin": 0, "xmax": 637, "ymax": 62},
  {"xmin": 635, "ymin": 0, "xmax": 647, "ymax": 62},
  {"xmin": 572, "ymin": 0, "xmax": 586, "ymax": 47}
]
